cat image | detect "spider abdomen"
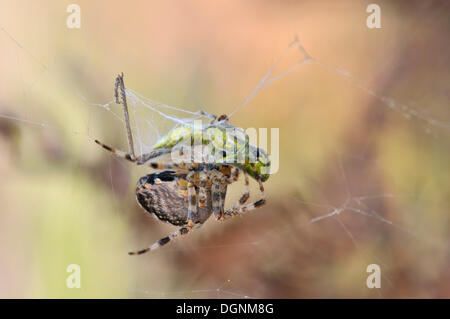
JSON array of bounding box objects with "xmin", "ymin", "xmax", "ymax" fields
[{"xmin": 135, "ymin": 170, "xmax": 213, "ymax": 226}]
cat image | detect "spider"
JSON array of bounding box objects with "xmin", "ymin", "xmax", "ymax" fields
[{"xmin": 95, "ymin": 74, "xmax": 269, "ymax": 255}]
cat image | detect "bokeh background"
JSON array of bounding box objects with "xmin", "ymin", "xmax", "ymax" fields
[{"xmin": 0, "ymin": 0, "xmax": 449, "ymax": 298}]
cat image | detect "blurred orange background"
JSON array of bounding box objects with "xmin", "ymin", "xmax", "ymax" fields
[{"xmin": 0, "ymin": 0, "xmax": 449, "ymax": 298}]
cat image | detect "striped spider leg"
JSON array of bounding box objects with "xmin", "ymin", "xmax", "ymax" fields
[
  {"xmin": 211, "ymin": 166, "xmax": 266, "ymax": 222},
  {"xmin": 220, "ymin": 175, "xmax": 266, "ymax": 221}
]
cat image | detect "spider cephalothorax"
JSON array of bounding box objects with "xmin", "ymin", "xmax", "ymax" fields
[{"xmin": 95, "ymin": 74, "xmax": 268, "ymax": 255}]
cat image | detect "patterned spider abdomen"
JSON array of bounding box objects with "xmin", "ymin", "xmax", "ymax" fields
[{"xmin": 135, "ymin": 170, "xmax": 213, "ymax": 226}]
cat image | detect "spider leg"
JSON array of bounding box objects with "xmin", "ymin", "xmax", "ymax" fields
[
  {"xmin": 212, "ymin": 181, "xmax": 223, "ymax": 219},
  {"xmin": 220, "ymin": 197, "xmax": 266, "ymax": 221},
  {"xmin": 95, "ymin": 139, "xmax": 136, "ymax": 162},
  {"xmin": 238, "ymin": 169, "xmax": 250, "ymax": 205},
  {"xmin": 198, "ymin": 169, "xmax": 209, "ymax": 208},
  {"xmin": 225, "ymin": 167, "xmax": 240, "ymax": 184},
  {"xmin": 227, "ymin": 169, "xmax": 250, "ymax": 211},
  {"xmin": 148, "ymin": 162, "xmax": 184, "ymax": 170},
  {"xmin": 136, "ymin": 148, "xmax": 172, "ymax": 165},
  {"xmin": 220, "ymin": 183, "xmax": 227, "ymax": 214},
  {"xmin": 128, "ymin": 220, "xmax": 201, "ymax": 255},
  {"xmin": 95, "ymin": 139, "xmax": 174, "ymax": 165},
  {"xmin": 129, "ymin": 179, "xmax": 200, "ymax": 255},
  {"xmin": 210, "ymin": 168, "xmax": 237, "ymax": 220},
  {"xmin": 220, "ymin": 176, "xmax": 266, "ymax": 221}
]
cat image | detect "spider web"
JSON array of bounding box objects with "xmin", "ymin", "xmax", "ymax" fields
[{"xmin": 1, "ymin": 10, "xmax": 450, "ymax": 299}]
